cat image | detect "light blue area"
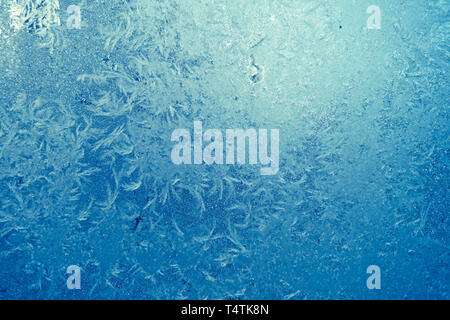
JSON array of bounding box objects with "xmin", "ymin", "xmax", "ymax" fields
[{"xmin": 0, "ymin": 0, "xmax": 448, "ymax": 299}]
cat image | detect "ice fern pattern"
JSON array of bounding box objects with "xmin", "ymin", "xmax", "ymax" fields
[{"xmin": 0, "ymin": 0, "xmax": 448, "ymax": 299}]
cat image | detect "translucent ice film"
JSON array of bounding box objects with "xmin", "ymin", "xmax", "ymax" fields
[{"xmin": 0, "ymin": 0, "xmax": 448, "ymax": 299}]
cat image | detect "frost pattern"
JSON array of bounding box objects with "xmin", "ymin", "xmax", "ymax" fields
[{"xmin": 0, "ymin": 0, "xmax": 448, "ymax": 299}]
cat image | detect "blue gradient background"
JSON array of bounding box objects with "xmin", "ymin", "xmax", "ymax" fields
[{"xmin": 0, "ymin": 0, "xmax": 448, "ymax": 299}]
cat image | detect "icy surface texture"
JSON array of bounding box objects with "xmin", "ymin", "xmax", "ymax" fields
[{"xmin": 0, "ymin": 0, "xmax": 448, "ymax": 299}]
